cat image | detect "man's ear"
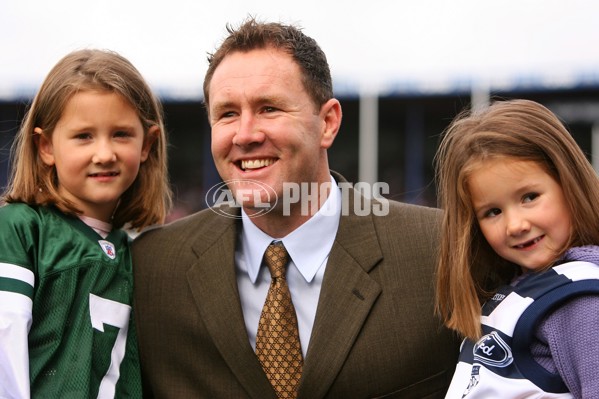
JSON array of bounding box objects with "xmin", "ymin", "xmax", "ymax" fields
[
  {"xmin": 35, "ymin": 127, "xmax": 55, "ymax": 166},
  {"xmin": 319, "ymin": 99, "xmax": 342, "ymax": 149},
  {"xmin": 141, "ymin": 125, "xmax": 159, "ymax": 162}
]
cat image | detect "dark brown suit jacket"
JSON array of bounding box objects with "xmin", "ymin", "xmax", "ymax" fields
[{"xmin": 133, "ymin": 177, "xmax": 459, "ymax": 398}]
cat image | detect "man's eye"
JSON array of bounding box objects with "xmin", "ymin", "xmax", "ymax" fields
[{"xmin": 220, "ymin": 111, "xmax": 236, "ymax": 118}]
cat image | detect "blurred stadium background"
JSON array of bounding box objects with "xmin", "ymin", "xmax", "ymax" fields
[{"xmin": 2, "ymin": 0, "xmax": 599, "ymax": 220}]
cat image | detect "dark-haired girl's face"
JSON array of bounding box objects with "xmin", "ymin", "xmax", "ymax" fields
[{"xmin": 468, "ymin": 157, "xmax": 572, "ymax": 272}]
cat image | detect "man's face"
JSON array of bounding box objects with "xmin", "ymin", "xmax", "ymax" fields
[{"xmin": 208, "ymin": 47, "xmax": 336, "ymax": 214}]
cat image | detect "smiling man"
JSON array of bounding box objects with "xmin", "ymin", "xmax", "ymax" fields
[
  {"xmin": 208, "ymin": 45, "xmax": 339, "ymax": 235},
  {"xmin": 132, "ymin": 17, "xmax": 459, "ymax": 399}
]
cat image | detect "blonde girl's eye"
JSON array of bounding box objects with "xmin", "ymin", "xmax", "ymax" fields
[
  {"xmin": 74, "ymin": 132, "xmax": 92, "ymax": 140},
  {"xmin": 114, "ymin": 130, "xmax": 131, "ymax": 138},
  {"xmin": 484, "ymin": 208, "xmax": 502, "ymax": 218},
  {"xmin": 522, "ymin": 192, "xmax": 540, "ymax": 203}
]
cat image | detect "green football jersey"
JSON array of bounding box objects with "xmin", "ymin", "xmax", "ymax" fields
[{"xmin": 0, "ymin": 203, "xmax": 142, "ymax": 398}]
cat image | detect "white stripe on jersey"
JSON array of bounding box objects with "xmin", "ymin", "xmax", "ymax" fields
[
  {"xmin": 0, "ymin": 291, "xmax": 33, "ymax": 399},
  {"xmin": 554, "ymin": 260, "xmax": 599, "ymax": 281},
  {"xmin": 0, "ymin": 262, "xmax": 35, "ymax": 287},
  {"xmin": 0, "ymin": 291, "xmax": 33, "ymax": 314},
  {"xmin": 481, "ymin": 293, "xmax": 533, "ymax": 336}
]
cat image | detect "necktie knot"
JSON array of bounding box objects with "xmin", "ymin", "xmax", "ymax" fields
[{"xmin": 264, "ymin": 242, "xmax": 289, "ymax": 279}]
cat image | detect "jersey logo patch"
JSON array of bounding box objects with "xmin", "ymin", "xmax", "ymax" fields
[
  {"xmin": 473, "ymin": 331, "xmax": 513, "ymax": 367},
  {"xmin": 98, "ymin": 240, "xmax": 117, "ymax": 259}
]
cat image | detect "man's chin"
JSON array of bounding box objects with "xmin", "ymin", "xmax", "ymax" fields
[
  {"xmin": 241, "ymin": 200, "xmax": 279, "ymax": 218},
  {"xmin": 229, "ymin": 186, "xmax": 278, "ymax": 216}
]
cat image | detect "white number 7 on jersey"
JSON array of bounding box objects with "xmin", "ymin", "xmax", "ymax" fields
[{"xmin": 89, "ymin": 293, "xmax": 131, "ymax": 399}]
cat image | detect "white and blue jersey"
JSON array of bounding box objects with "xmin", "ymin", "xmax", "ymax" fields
[{"xmin": 446, "ymin": 261, "xmax": 599, "ymax": 399}]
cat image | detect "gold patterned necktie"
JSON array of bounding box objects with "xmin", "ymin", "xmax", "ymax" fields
[{"xmin": 255, "ymin": 242, "xmax": 303, "ymax": 398}]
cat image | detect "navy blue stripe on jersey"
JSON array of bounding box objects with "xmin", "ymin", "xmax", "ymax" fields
[
  {"xmin": 0, "ymin": 276, "xmax": 34, "ymax": 299},
  {"xmin": 513, "ymin": 279, "xmax": 599, "ymax": 394},
  {"xmin": 515, "ymin": 270, "xmax": 575, "ymax": 300}
]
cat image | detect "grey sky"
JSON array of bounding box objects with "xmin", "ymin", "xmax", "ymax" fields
[{"xmin": 2, "ymin": 0, "xmax": 598, "ymax": 99}]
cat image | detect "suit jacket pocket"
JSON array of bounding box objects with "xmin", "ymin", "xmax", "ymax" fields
[{"xmin": 370, "ymin": 370, "xmax": 449, "ymax": 399}]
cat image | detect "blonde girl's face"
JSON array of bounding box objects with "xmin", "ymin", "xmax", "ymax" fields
[
  {"xmin": 467, "ymin": 157, "xmax": 572, "ymax": 272},
  {"xmin": 37, "ymin": 90, "xmax": 154, "ymax": 222}
]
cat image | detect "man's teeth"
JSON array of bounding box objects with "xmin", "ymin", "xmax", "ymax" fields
[{"xmin": 241, "ymin": 159, "xmax": 274, "ymax": 170}]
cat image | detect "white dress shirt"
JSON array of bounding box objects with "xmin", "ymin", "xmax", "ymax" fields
[{"xmin": 236, "ymin": 176, "xmax": 341, "ymax": 358}]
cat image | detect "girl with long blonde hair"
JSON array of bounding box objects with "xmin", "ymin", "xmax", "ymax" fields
[
  {"xmin": 0, "ymin": 49, "xmax": 171, "ymax": 397},
  {"xmin": 435, "ymin": 99, "xmax": 599, "ymax": 398}
]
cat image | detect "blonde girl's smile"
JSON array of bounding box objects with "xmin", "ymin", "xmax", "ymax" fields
[
  {"xmin": 467, "ymin": 157, "xmax": 573, "ymax": 272},
  {"xmin": 512, "ymin": 235, "xmax": 544, "ymax": 250}
]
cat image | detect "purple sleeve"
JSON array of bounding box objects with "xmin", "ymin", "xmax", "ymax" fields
[{"xmin": 533, "ymin": 295, "xmax": 599, "ymax": 398}]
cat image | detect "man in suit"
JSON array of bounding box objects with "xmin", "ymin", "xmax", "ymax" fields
[{"xmin": 133, "ymin": 17, "xmax": 459, "ymax": 398}]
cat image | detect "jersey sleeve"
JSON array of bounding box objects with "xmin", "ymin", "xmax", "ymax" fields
[{"xmin": 0, "ymin": 204, "xmax": 38, "ymax": 398}]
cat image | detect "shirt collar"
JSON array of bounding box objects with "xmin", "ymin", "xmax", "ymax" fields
[{"xmin": 241, "ymin": 175, "xmax": 341, "ymax": 284}]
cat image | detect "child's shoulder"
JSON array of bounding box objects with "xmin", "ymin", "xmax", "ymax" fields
[
  {"xmin": 0, "ymin": 203, "xmax": 63, "ymax": 229},
  {"xmin": 0, "ymin": 202, "xmax": 39, "ymax": 221}
]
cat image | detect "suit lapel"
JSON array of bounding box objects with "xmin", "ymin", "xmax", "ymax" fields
[
  {"xmin": 186, "ymin": 211, "xmax": 276, "ymax": 399},
  {"xmin": 298, "ymin": 190, "xmax": 383, "ymax": 399}
]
